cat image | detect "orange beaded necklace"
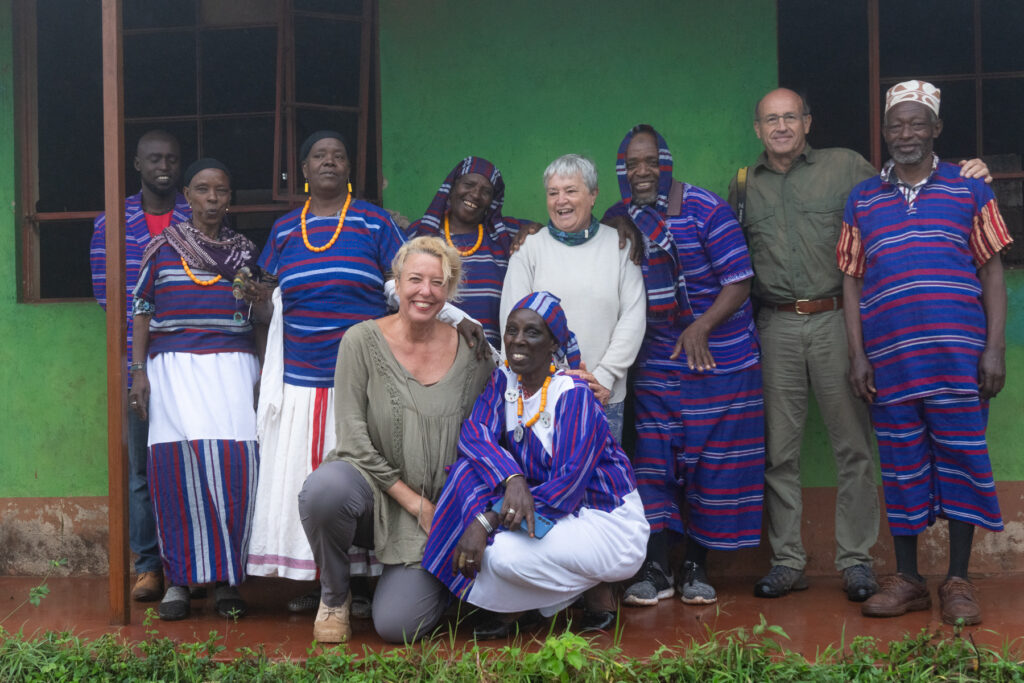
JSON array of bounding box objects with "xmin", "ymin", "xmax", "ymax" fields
[
  {"xmin": 181, "ymin": 258, "xmax": 222, "ymax": 286},
  {"xmin": 443, "ymin": 213, "xmax": 484, "ymax": 257},
  {"xmin": 301, "ymin": 184, "xmax": 353, "ymax": 253},
  {"xmin": 517, "ymin": 363, "xmax": 556, "ymax": 429}
]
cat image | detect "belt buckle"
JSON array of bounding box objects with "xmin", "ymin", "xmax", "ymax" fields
[{"xmin": 794, "ymin": 299, "xmax": 811, "ymax": 315}]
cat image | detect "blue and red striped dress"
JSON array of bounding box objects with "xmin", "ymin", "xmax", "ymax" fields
[
  {"xmin": 258, "ymin": 201, "xmax": 406, "ymax": 387},
  {"xmin": 423, "ymin": 367, "xmax": 636, "ymax": 598},
  {"xmin": 134, "ymin": 239, "xmax": 260, "ymax": 587}
]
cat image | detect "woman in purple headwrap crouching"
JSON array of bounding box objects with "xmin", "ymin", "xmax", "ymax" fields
[{"xmin": 423, "ymin": 292, "xmax": 649, "ymax": 639}]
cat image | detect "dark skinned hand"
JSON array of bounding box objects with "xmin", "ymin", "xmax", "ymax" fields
[
  {"xmin": 671, "ymin": 319, "xmax": 715, "ymax": 371},
  {"xmin": 456, "ymin": 318, "xmax": 489, "ymax": 360},
  {"xmin": 453, "ymin": 515, "xmax": 491, "ymax": 579},
  {"xmin": 500, "ymin": 475, "xmax": 536, "ymax": 537},
  {"xmin": 602, "ymin": 215, "xmax": 644, "ymax": 265},
  {"xmin": 978, "ymin": 346, "xmax": 1006, "ymax": 400},
  {"xmin": 848, "ymin": 351, "xmax": 877, "ymax": 403},
  {"xmin": 128, "ymin": 370, "xmax": 150, "ymax": 421},
  {"xmin": 508, "ymin": 221, "xmax": 544, "ymax": 255}
]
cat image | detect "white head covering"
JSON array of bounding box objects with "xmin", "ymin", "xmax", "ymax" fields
[{"xmin": 885, "ymin": 80, "xmax": 941, "ymax": 116}]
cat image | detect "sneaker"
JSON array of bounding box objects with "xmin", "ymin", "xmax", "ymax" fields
[
  {"xmin": 861, "ymin": 573, "xmax": 931, "ymax": 618},
  {"xmin": 131, "ymin": 571, "xmax": 163, "ymax": 602},
  {"xmin": 214, "ymin": 583, "xmax": 248, "ymax": 619},
  {"xmin": 678, "ymin": 561, "xmax": 717, "ymax": 605},
  {"xmin": 622, "ymin": 560, "xmax": 674, "ymax": 606},
  {"xmin": 842, "ymin": 563, "xmax": 878, "ymax": 602},
  {"xmin": 938, "ymin": 576, "xmax": 981, "ymax": 625},
  {"xmin": 313, "ymin": 594, "xmax": 351, "ymax": 644},
  {"xmin": 754, "ymin": 565, "xmax": 809, "ymax": 598},
  {"xmin": 158, "ymin": 585, "xmax": 191, "ymax": 621}
]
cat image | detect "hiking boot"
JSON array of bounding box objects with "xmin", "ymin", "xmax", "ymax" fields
[
  {"xmin": 754, "ymin": 565, "xmax": 809, "ymax": 598},
  {"xmin": 842, "ymin": 563, "xmax": 878, "ymax": 602},
  {"xmin": 938, "ymin": 576, "xmax": 981, "ymax": 625},
  {"xmin": 131, "ymin": 571, "xmax": 163, "ymax": 602},
  {"xmin": 678, "ymin": 561, "xmax": 717, "ymax": 605},
  {"xmin": 313, "ymin": 594, "xmax": 351, "ymax": 644},
  {"xmin": 861, "ymin": 573, "xmax": 931, "ymax": 618},
  {"xmin": 622, "ymin": 560, "xmax": 674, "ymax": 607}
]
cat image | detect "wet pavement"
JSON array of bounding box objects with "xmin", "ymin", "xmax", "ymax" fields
[{"xmin": 3, "ymin": 574, "xmax": 1022, "ymax": 660}]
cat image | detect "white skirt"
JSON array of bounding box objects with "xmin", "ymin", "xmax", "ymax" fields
[
  {"xmin": 247, "ymin": 292, "xmax": 380, "ymax": 580},
  {"xmin": 147, "ymin": 351, "xmax": 259, "ymax": 445},
  {"xmin": 467, "ymin": 490, "xmax": 649, "ymax": 616}
]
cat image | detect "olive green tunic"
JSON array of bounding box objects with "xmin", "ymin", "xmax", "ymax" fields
[{"xmin": 326, "ymin": 320, "xmax": 493, "ymax": 565}]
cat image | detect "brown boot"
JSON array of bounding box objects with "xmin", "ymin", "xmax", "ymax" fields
[
  {"xmin": 131, "ymin": 571, "xmax": 164, "ymax": 602},
  {"xmin": 861, "ymin": 573, "xmax": 931, "ymax": 618},
  {"xmin": 938, "ymin": 577, "xmax": 981, "ymax": 625},
  {"xmin": 313, "ymin": 593, "xmax": 351, "ymax": 644}
]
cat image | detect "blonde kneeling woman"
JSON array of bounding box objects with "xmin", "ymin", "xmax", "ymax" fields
[{"xmin": 299, "ymin": 236, "xmax": 492, "ymax": 643}]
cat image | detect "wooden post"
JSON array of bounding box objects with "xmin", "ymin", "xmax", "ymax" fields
[
  {"xmin": 101, "ymin": 0, "xmax": 130, "ymax": 625},
  {"xmin": 867, "ymin": 0, "xmax": 881, "ymax": 168}
]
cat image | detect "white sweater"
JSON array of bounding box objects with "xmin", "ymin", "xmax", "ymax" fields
[{"xmin": 499, "ymin": 225, "xmax": 646, "ymax": 403}]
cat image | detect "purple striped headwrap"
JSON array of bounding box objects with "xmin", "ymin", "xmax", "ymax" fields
[
  {"xmin": 408, "ymin": 156, "xmax": 514, "ymax": 250},
  {"xmin": 510, "ymin": 291, "xmax": 582, "ymax": 369}
]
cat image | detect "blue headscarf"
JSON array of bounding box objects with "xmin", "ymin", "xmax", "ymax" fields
[{"xmin": 509, "ymin": 291, "xmax": 582, "ymax": 369}]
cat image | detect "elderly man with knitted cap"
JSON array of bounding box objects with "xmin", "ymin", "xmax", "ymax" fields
[{"xmin": 839, "ymin": 80, "xmax": 1012, "ymax": 625}]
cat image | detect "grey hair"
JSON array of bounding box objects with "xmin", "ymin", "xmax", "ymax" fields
[{"xmin": 543, "ymin": 154, "xmax": 598, "ymax": 194}]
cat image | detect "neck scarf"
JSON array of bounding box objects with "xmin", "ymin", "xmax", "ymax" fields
[
  {"xmin": 603, "ymin": 125, "xmax": 686, "ymax": 318},
  {"xmin": 509, "ymin": 291, "xmax": 581, "ymax": 369},
  {"xmin": 409, "ymin": 156, "xmax": 513, "ymax": 252},
  {"xmin": 547, "ymin": 217, "xmax": 600, "ymax": 246},
  {"xmin": 141, "ymin": 219, "xmax": 258, "ymax": 280}
]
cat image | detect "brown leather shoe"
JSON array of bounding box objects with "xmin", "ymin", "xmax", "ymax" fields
[
  {"xmin": 938, "ymin": 576, "xmax": 981, "ymax": 625},
  {"xmin": 861, "ymin": 573, "xmax": 931, "ymax": 618},
  {"xmin": 131, "ymin": 571, "xmax": 164, "ymax": 602}
]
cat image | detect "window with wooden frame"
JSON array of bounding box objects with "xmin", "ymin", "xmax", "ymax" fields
[
  {"xmin": 779, "ymin": 0, "xmax": 1023, "ymax": 266},
  {"xmin": 14, "ymin": 0, "xmax": 381, "ymax": 301}
]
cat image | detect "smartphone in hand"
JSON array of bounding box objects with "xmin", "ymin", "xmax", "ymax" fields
[{"xmin": 492, "ymin": 496, "xmax": 555, "ymax": 538}]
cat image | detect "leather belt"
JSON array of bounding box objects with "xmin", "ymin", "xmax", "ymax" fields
[{"xmin": 773, "ymin": 297, "xmax": 843, "ymax": 315}]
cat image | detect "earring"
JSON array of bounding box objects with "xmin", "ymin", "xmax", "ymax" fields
[
  {"xmin": 347, "ymin": 182, "xmax": 353, "ymax": 194},
  {"xmin": 304, "ymin": 180, "xmax": 309, "ymax": 194}
]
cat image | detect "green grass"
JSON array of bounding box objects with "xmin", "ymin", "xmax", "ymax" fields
[{"xmin": 2, "ymin": 614, "xmax": 1023, "ymax": 682}]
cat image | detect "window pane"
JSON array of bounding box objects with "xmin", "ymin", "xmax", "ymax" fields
[
  {"xmin": 294, "ymin": 17, "xmax": 362, "ymax": 106},
  {"xmin": 35, "ymin": 0, "xmax": 103, "ymax": 213},
  {"xmin": 230, "ymin": 210, "xmax": 283, "ymax": 255},
  {"xmin": 39, "ymin": 221, "xmax": 95, "ymax": 299},
  {"xmin": 125, "ymin": 30, "xmax": 197, "ymax": 118},
  {"xmin": 981, "ymin": 3, "xmax": 1024, "ymax": 72},
  {"xmin": 124, "ymin": 0, "xmax": 197, "ymax": 29},
  {"xmin": 296, "ymin": 0, "xmax": 363, "ymax": 15},
  {"xmin": 879, "ymin": 0, "xmax": 973, "ymax": 78},
  {"xmin": 982, "ymin": 79, "xmax": 1024, "ymax": 159},
  {"xmin": 201, "ymin": 116, "xmax": 276, "ymax": 196},
  {"xmin": 201, "ymin": 27, "xmax": 277, "ymax": 114},
  {"xmin": 123, "ymin": 122, "xmax": 199, "ymax": 196}
]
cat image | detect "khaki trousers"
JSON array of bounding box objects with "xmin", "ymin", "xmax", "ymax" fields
[{"xmin": 758, "ymin": 308, "xmax": 879, "ymax": 571}]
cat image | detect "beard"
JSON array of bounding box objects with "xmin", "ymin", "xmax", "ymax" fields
[
  {"xmin": 631, "ymin": 193, "xmax": 657, "ymax": 207},
  {"xmin": 889, "ymin": 146, "xmax": 927, "ymax": 165}
]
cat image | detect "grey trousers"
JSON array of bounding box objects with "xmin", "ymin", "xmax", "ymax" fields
[
  {"xmin": 298, "ymin": 459, "xmax": 448, "ymax": 643},
  {"xmin": 757, "ymin": 308, "xmax": 880, "ymax": 571}
]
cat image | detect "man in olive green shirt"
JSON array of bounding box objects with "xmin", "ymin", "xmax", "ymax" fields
[
  {"xmin": 729, "ymin": 88, "xmax": 882, "ymax": 602},
  {"xmin": 730, "ymin": 88, "xmax": 991, "ymax": 603}
]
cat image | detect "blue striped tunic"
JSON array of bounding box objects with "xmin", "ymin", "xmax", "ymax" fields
[
  {"xmin": 258, "ymin": 201, "xmax": 406, "ymax": 387},
  {"xmin": 837, "ymin": 162, "xmax": 1013, "ymax": 405},
  {"xmin": 133, "ymin": 243, "xmax": 255, "ymax": 356}
]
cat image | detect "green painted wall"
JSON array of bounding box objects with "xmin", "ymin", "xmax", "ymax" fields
[
  {"xmin": 0, "ymin": 1, "xmax": 1021, "ymax": 498},
  {"xmin": 0, "ymin": 4, "xmax": 109, "ymax": 497}
]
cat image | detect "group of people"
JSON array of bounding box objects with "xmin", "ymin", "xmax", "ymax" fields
[{"xmin": 90, "ymin": 78, "xmax": 1011, "ymax": 643}]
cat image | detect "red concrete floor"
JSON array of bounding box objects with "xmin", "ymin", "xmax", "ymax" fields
[{"xmin": 3, "ymin": 574, "xmax": 1024, "ymax": 661}]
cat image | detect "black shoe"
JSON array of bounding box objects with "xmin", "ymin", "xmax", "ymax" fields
[
  {"xmin": 842, "ymin": 563, "xmax": 878, "ymax": 602},
  {"xmin": 287, "ymin": 589, "xmax": 322, "ymax": 613},
  {"xmin": 214, "ymin": 583, "xmax": 248, "ymax": 618},
  {"xmin": 472, "ymin": 610, "xmax": 540, "ymax": 640},
  {"xmin": 579, "ymin": 610, "xmax": 616, "ymax": 632},
  {"xmin": 754, "ymin": 565, "xmax": 809, "ymax": 598},
  {"xmin": 158, "ymin": 585, "xmax": 191, "ymax": 621},
  {"xmin": 622, "ymin": 560, "xmax": 674, "ymax": 606}
]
